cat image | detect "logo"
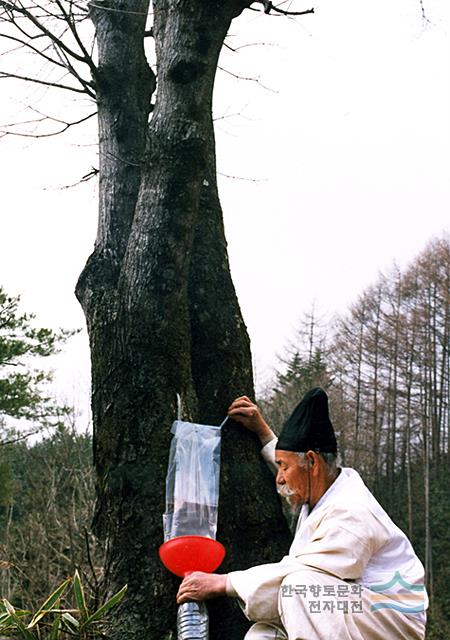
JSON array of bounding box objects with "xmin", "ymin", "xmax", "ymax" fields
[{"xmin": 369, "ymin": 572, "xmax": 426, "ymax": 614}]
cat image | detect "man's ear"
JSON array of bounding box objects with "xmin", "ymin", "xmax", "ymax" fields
[
  {"xmin": 305, "ymin": 450, "xmax": 314, "ymax": 468},
  {"xmin": 306, "ymin": 450, "xmax": 320, "ymax": 476}
]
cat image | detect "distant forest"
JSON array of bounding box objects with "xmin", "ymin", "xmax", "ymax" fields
[
  {"xmin": 260, "ymin": 235, "xmax": 450, "ymax": 638},
  {"xmin": 1, "ymin": 235, "xmax": 449, "ymax": 638}
]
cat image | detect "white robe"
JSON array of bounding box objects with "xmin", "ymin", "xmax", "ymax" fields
[{"xmin": 227, "ymin": 438, "xmax": 427, "ymax": 640}]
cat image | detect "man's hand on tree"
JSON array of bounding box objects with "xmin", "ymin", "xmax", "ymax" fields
[
  {"xmin": 227, "ymin": 396, "xmax": 275, "ymax": 445},
  {"xmin": 176, "ymin": 571, "xmax": 227, "ymax": 604}
]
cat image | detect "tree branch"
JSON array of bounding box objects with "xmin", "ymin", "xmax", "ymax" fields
[
  {"xmin": 228, "ymin": 41, "xmax": 279, "ymax": 52},
  {"xmin": 53, "ymin": 0, "xmax": 96, "ymax": 74},
  {"xmin": 0, "ymin": 109, "xmax": 97, "ymax": 138},
  {"xmin": 51, "ymin": 40, "xmax": 96, "ymax": 96},
  {"xmin": 418, "ymin": 0, "xmax": 431, "ymax": 24},
  {"xmin": 0, "ymin": 32, "xmax": 95, "ymax": 97},
  {"xmin": 0, "ymin": 0, "xmax": 95, "ymax": 67},
  {"xmin": 0, "ymin": 69, "xmax": 92, "ymax": 93},
  {"xmin": 218, "ymin": 171, "xmax": 268, "ymax": 182},
  {"xmin": 251, "ymin": 0, "xmax": 314, "ymax": 16},
  {"xmin": 54, "ymin": 166, "xmax": 99, "ymax": 189},
  {"xmin": 0, "ymin": 32, "xmax": 66, "ymax": 68},
  {"xmin": 0, "ymin": 426, "xmax": 49, "ymax": 447},
  {"xmin": 218, "ymin": 65, "xmax": 278, "ymax": 93},
  {"xmin": 87, "ymin": 1, "xmax": 149, "ymax": 16}
]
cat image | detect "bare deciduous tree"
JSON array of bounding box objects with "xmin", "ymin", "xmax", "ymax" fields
[{"xmin": 0, "ymin": 1, "xmax": 317, "ymax": 637}]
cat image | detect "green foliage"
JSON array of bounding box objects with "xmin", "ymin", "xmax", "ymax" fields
[
  {"xmin": 425, "ymin": 606, "xmax": 450, "ymax": 640},
  {"xmin": 0, "ymin": 426, "xmax": 98, "ymax": 609},
  {"xmin": 0, "ymin": 453, "xmax": 16, "ymax": 507},
  {"xmin": 263, "ymin": 347, "xmax": 331, "ymax": 432},
  {"xmin": 375, "ymin": 469, "xmax": 450, "ymax": 637},
  {"xmin": 258, "ymin": 308, "xmax": 333, "ymax": 434},
  {"xmin": 0, "ymin": 571, "xmax": 127, "ymax": 639},
  {"xmin": 258, "ymin": 311, "xmax": 332, "ymax": 434},
  {"xmin": 0, "ymin": 286, "xmax": 77, "ymax": 427}
]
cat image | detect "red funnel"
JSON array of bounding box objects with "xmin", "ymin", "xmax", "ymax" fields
[{"xmin": 159, "ymin": 536, "xmax": 226, "ymax": 577}]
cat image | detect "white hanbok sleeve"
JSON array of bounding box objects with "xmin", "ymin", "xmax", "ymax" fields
[
  {"xmin": 227, "ymin": 555, "xmax": 305, "ymax": 622},
  {"xmin": 260, "ymin": 436, "xmax": 278, "ymax": 475},
  {"xmin": 228, "ymin": 503, "xmax": 390, "ymax": 622}
]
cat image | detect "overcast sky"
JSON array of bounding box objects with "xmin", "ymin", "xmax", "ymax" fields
[{"xmin": 1, "ymin": 0, "xmax": 449, "ymax": 426}]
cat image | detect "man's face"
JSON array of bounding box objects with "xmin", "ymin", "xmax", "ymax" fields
[{"xmin": 274, "ymin": 449, "xmax": 310, "ymax": 508}]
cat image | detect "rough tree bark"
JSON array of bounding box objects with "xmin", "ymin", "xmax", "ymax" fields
[{"xmin": 73, "ymin": 1, "xmax": 291, "ymax": 638}]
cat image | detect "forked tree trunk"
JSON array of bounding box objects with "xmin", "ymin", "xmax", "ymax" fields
[{"xmin": 76, "ymin": 1, "xmax": 291, "ymax": 638}]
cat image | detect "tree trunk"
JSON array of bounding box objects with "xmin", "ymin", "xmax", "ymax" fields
[{"xmin": 76, "ymin": 2, "xmax": 291, "ymax": 638}]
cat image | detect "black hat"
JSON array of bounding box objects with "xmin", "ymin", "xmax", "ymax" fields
[{"xmin": 276, "ymin": 387, "xmax": 337, "ymax": 453}]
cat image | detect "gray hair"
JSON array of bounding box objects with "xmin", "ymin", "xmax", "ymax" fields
[{"xmin": 296, "ymin": 451, "xmax": 338, "ymax": 478}]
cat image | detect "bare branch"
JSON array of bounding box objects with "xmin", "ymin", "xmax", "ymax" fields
[
  {"xmin": 0, "ymin": 32, "xmax": 67, "ymax": 68},
  {"xmin": 88, "ymin": 1, "xmax": 149, "ymax": 16},
  {"xmin": 223, "ymin": 42, "xmax": 236, "ymax": 52},
  {"xmin": 418, "ymin": 0, "xmax": 431, "ymax": 25},
  {"xmin": 218, "ymin": 171, "xmax": 268, "ymax": 182},
  {"xmin": 53, "ymin": 0, "xmax": 96, "ymax": 73},
  {"xmin": 218, "ymin": 65, "xmax": 278, "ymax": 93},
  {"xmin": 28, "ymin": 0, "xmax": 60, "ymax": 21},
  {"xmin": 44, "ymin": 166, "xmax": 99, "ymax": 190},
  {"xmin": 270, "ymin": 4, "xmax": 314, "ymax": 16},
  {"xmin": 0, "ymin": 426, "xmax": 50, "ymax": 447},
  {"xmin": 51, "ymin": 39, "xmax": 96, "ymax": 96},
  {"xmin": 233, "ymin": 42, "xmax": 279, "ymax": 51},
  {"xmin": 0, "ymin": 0, "xmax": 94, "ymax": 67},
  {"xmin": 0, "ymin": 109, "xmax": 97, "ymax": 138},
  {"xmin": 213, "ymin": 110, "xmax": 246, "ymax": 122},
  {"xmin": 0, "ymin": 33, "xmax": 94, "ymax": 100},
  {"xmin": 55, "ymin": 167, "xmax": 99, "ymax": 190},
  {"xmin": 0, "ymin": 68, "xmax": 91, "ymax": 92},
  {"xmin": 251, "ymin": 0, "xmax": 314, "ymax": 16},
  {"xmin": 1, "ymin": 12, "xmax": 45, "ymax": 47}
]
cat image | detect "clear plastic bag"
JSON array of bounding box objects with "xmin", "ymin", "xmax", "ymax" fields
[{"xmin": 163, "ymin": 420, "xmax": 222, "ymax": 541}]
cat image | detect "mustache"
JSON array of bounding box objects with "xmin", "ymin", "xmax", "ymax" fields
[{"xmin": 276, "ymin": 483, "xmax": 297, "ymax": 498}]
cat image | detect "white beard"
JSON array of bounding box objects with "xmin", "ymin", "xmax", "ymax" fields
[{"xmin": 277, "ymin": 483, "xmax": 304, "ymax": 517}]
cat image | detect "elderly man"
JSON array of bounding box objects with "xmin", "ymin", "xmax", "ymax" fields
[{"xmin": 177, "ymin": 387, "xmax": 427, "ymax": 640}]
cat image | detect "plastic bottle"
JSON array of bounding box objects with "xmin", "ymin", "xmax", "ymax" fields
[{"xmin": 177, "ymin": 601, "xmax": 209, "ymax": 640}]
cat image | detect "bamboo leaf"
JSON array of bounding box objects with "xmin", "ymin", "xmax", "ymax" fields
[
  {"xmin": 83, "ymin": 585, "xmax": 127, "ymax": 626},
  {"xmin": 2, "ymin": 599, "xmax": 16, "ymax": 617},
  {"xmin": 62, "ymin": 611, "xmax": 80, "ymax": 633},
  {"xmin": 28, "ymin": 577, "xmax": 71, "ymax": 628},
  {"xmin": 2, "ymin": 599, "xmax": 36, "ymax": 640},
  {"xmin": 0, "ymin": 611, "xmax": 14, "ymax": 627},
  {"xmin": 1, "ymin": 605, "xmax": 30, "ymax": 618},
  {"xmin": 49, "ymin": 614, "xmax": 62, "ymax": 640},
  {"xmin": 28, "ymin": 611, "xmax": 46, "ymax": 628},
  {"xmin": 73, "ymin": 569, "xmax": 88, "ymax": 620}
]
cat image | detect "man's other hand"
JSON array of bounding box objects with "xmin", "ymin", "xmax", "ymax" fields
[
  {"xmin": 227, "ymin": 396, "xmax": 275, "ymax": 444},
  {"xmin": 176, "ymin": 571, "xmax": 227, "ymax": 603}
]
